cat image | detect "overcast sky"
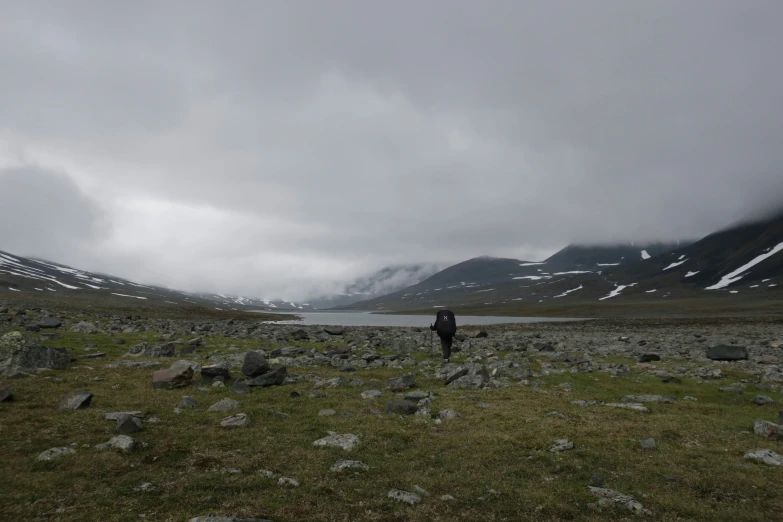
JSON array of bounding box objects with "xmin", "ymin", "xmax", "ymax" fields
[{"xmin": 1, "ymin": 0, "xmax": 782, "ymax": 300}]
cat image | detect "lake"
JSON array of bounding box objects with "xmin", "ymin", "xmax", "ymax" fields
[{"xmin": 254, "ymin": 310, "xmax": 587, "ymax": 327}]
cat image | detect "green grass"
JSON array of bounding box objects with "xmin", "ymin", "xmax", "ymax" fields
[{"xmin": 1, "ymin": 329, "xmax": 782, "ymax": 521}]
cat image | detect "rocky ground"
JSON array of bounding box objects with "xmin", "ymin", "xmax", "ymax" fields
[{"xmin": 1, "ymin": 301, "xmax": 782, "ymax": 521}]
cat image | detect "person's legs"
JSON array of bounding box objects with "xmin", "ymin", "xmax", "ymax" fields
[{"xmin": 440, "ymin": 335, "xmax": 452, "ymax": 361}]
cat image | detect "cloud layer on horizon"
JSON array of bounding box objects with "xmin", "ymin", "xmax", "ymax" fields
[{"xmin": 1, "ymin": 1, "xmax": 782, "ymax": 300}]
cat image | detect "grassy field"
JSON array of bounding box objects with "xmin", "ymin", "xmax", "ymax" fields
[{"xmin": 1, "ymin": 324, "xmax": 782, "ymax": 522}]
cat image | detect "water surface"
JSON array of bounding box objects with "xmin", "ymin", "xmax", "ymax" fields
[{"xmin": 255, "ymin": 310, "xmax": 586, "ymax": 327}]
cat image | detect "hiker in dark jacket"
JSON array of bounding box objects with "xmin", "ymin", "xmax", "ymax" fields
[{"xmin": 430, "ymin": 308, "xmax": 457, "ymax": 363}]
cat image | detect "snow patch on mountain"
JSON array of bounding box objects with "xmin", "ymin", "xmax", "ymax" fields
[
  {"xmin": 663, "ymin": 259, "xmax": 688, "ymax": 270},
  {"xmin": 554, "ymin": 285, "xmax": 583, "ymax": 298},
  {"xmin": 641, "ymin": 250, "xmax": 651, "ymax": 260},
  {"xmin": 706, "ymin": 242, "xmax": 783, "ymax": 290}
]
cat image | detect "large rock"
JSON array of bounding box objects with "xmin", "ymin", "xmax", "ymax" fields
[
  {"xmin": 152, "ymin": 365, "xmax": 193, "ymax": 390},
  {"xmin": 37, "ymin": 317, "xmax": 62, "ymax": 329},
  {"xmin": 0, "ymin": 384, "xmax": 13, "ymax": 402},
  {"xmin": 36, "ymin": 447, "xmax": 75, "ymax": 461},
  {"xmin": 330, "ymin": 460, "xmax": 368, "ymax": 472},
  {"xmin": 221, "ymin": 413, "xmax": 250, "ymax": 428},
  {"xmin": 116, "ymin": 414, "xmax": 143, "ymax": 434},
  {"xmin": 70, "ymin": 322, "xmax": 98, "ymax": 334},
  {"xmin": 387, "ymin": 374, "xmax": 416, "ymax": 392},
  {"xmin": 388, "ymin": 489, "xmax": 421, "ymax": 505},
  {"xmin": 127, "ymin": 342, "xmax": 175, "ymax": 358},
  {"xmin": 744, "ymin": 449, "xmax": 783, "ymax": 466},
  {"xmin": 201, "ymin": 363, "xmax": 231, "ymax": 382},
  {"xmin": 242, "ymin": 351, "xmax": 270, "ymax": 377},
  {"xmin": 324, "ymin": 326, "xmax": 344, "ymax": 336},
  {"xmin": 208, "ymin": 398, "xmax": 239, "ymax": 412},
  {"xmin": 58, "ymin": 391, "xmax": 93, "ymax": 410},
  {"xmin": 95, "ymin": 435, "xmax": 135, "ymax": 453},
  {"xmin": 588, "ymin": 487, "xmax": 650, "ymax": 515},
  {"xmin": 313, "ymin": 433, "xmax": 360, "ymax": 451},
  {"xmin": 246, "ymin": 367, "xmax": 287, "ymax": 387},
  {"xmin": 448, "ymin": 374, "xmax": 486, "ymax": 390},
  {"xmin": 444, "ymin": 367, "xmax": 469, "ymax": 384},
  {"xmin": 0, "ymin": 331, "xmax": 72, "ymax": 373},
  {"xmin": 386, "ymin": 400, "xmax": 418, "ymax": 415},
  {"xmin": 706, "ymin": 345, "xmax": 748, "ymax": 361}
]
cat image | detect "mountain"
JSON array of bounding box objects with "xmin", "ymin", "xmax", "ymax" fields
[
  {"xmin": 0, "ymin": 250, "xmax": 310, "ymax": 311},
  {"xmin": 543, "ymin": 241, "xmax": 685, "ymax": 268},
  {"xmin": 343, "ymin": 221, "xmax": 783, "ymax": 311},
  {"xmin": 307, "ymin": 263, "xmax": 444, "ymax": 309}
]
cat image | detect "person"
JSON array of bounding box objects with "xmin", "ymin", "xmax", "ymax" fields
[{"xmin": 430, "ymin": 308, "xmax": 457, "ymax": 363}]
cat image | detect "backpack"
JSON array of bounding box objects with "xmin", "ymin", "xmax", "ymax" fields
[{"xmin": 435, "ymin": 309, "xmax": 457, "ymax": 336}]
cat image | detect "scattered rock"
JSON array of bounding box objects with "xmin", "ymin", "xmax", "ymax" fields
[
  {"xmin": 0, "ymin": 383, "xmax": 13, "ymax": 402},
  {"xmin": 660, "ymin": 376, "xmax": 682, "ymax": 384},
  {"xmin": 104, "ymin": 411, "xmax": 144, "ymax": 421},
  {"xmin": 330, "ymin": 460, "xmax": 369, "ymax": 472},
  {"xmin": 0, "ymin": 332, "xmax": 72, "ymax": 373},
  {"xmin": 588, "ymin": 486, "xmax": 650, "ymax": 515},
  {"xmin": 177, "ymin": 396, "xmax": 197, "ymax": 409},
  {"xmin": 116, "ymin": 414, "xmax": 143, "ymax": 434},
  {"xmin": 387, "ymin": 400, "xmax": 419, "ymax": 415},
  {"xmin": 412, "ymin": 485, "xmax": 430, "ymax": 497},
  {"xmin": 720, "ymin": 386, "xmax": 743, "ymax": 394},
  {"xmin": 388, "ymin": 489, "xmax": 421, "ymax": 505},
  {"xmin": 755, "ymin": 395, "xmax": 773, "ymax": 405},
  {"xmin": 590, "ymin": 474, "xmax": 605, "ymax": 487},
  {"xmin": 313, "ymin": 433, "xmax": 360, "ymax": 451},
  {"xmin": 444, "ymin": 367, "xmax": 469, "ymax": 385},
  {"xmin": 58, "ymin": 391, "xmax": 93, "ymax": 410},
  {"xmin": 246, "ymin": 367, "xmax": 287, "ymax": 387},
  {"xmin": 70, "ymin": 322, "xmax": 98, "ymax": 334},
  {"xmin": 152, "ymin": 365, "xmax": 193, "ymax": 390},
  {"xmin": 754, "ymin": 419, "xmax": 780, "ymax": 438},
  {"xmin": 439, "ymin": 408, "xmax": 462, "ymax": 420},
  {"xmin": 361, "ymin": 390, "xmax": 382, "ymax": 399},
  {"xmin": 744, "ymin": 449, "xmax": 783, "ymax": 466},
  {"xmin": 639, "ymin": 438, "xmax": 656, "ymax": 450},
  {"xmin": 684, "ymin": 396, "xmax": 698, "ymax": 401},
  {"xmin": 387, "ymin": 374, "xmax": 416, "ymax": 392},
  {"xmin": 638, "ymin": 354, "xmax": 660, "ymax": 362},
  {"xmin": 605, "ymin": 403, "xmax": 649, "ymax": 412},
  {"xmin": 277, "ymin": 477, "xmax": 299, "ymax": 487},
  {"xmin": 221, "ymin": 413, "xmax": 250, "ymax": 428},
  {"xmin": 132, "ymin": 483, "xmax": 156, "ymax": 492},
  {"xmin": 622, "ymin": 395, "xmax": 675, "ymax": 403},
  {"xmin": 208, "ymin": 398, "xmax": 239, "ymax": 412},
  {"xmin": 318, "ymin": 409, "xmax": 336, "ymax": 416},
  {"xmin": 706, "ymin": 345, "xmax": 748, "ymax": 361},
  {"xmin": 324, "ymin": 326, "xmax": 344, "ymax": 335},
  {"xmin": 549, "ymin": 439, "xmax": 574, "ymax": 453},
  {"xmin": 440, "ymin": 495, "xmax": 455, "ymax": 501},
  {"xmin": 37, "ymin": 317, "xmax": 62, "ymax": 329},
  {"xmin": 231, "ymin": 380, "xmax": 250, "ymax": 394},
  {"xmin": 241, "ymin": 351, "xmax": 270, "ymax": 377},
  {"xmin": 290, "ymin": 391, "xmax": 301, "ymax": 398},
  {"xmin": 200, "ymin": 363, "xmax": 231, "ymax": 383},
  {"xmin": 95, "ymin": 435, "xmax": 135, "ymax": 453},
  {"xmin": 36, "ymin": 446, "xmax": 75, "ymax": 461}
]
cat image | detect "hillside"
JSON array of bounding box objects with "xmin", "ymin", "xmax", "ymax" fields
[
  {"xmin": 0, "ymin": 251, "xmax": 306, "ymax": 312},
  {"xmin": 343, "ymin": 218, "xmax": 783, "ymax": 313}
]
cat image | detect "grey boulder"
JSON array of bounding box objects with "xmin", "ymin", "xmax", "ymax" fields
[
  {"xmin": 58, "ymin": 391, "xmax": 93, "ymax": 410},
  {"xmin": 706, "ymin": 345, "xmax": 748, "ymax": 361}
]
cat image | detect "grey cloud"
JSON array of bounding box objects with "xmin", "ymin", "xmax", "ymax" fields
[
  {"xmin": 0, "ymin": 1, "xmax": 782, "ymax": 300},
  {"xmin": 0, "ymin": 165, "xmax": 109, "ymax": 263}
]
